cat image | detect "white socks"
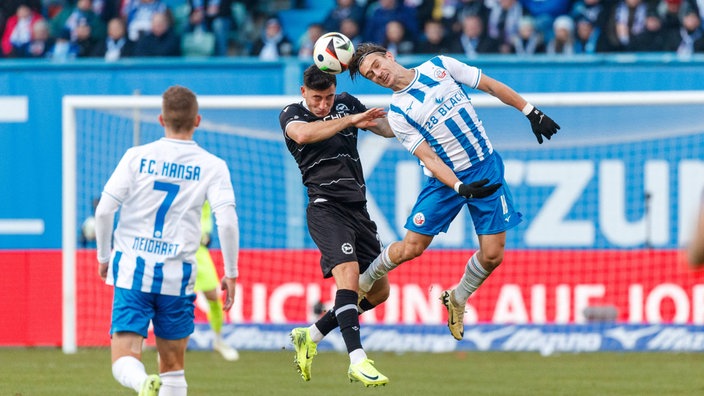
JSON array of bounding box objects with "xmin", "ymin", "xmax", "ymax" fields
[
  {"xmin": 160, "ymin": 370, "xmax": 188, "ymax": 396},
  {"xmin": 349, "ymin": 348, "xmax": 367, "ymax": 365},
  {"xmin": 359, "ymin": 245, "xmax": 397, "ymax": 293},
  {"xmin": 112, "ymin": 356, "xmax": 147, "ymax": 392},
  {"xmin": 309, "ymin": 324, "xmax": 324, "ymax": 343},
  {"xmin": 453, "ymin": 252, "xmax": 490, "ymax": 303}
]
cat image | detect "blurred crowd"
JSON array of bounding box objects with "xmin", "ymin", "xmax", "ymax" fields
[{"xmin": 1, "ymin": 0, "xmax": 703, "ymax": 62}]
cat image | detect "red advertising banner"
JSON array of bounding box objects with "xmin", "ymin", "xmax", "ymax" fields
[{"xmin": 1, "ymin": 249, "xmax": 702, "ymax": 347}]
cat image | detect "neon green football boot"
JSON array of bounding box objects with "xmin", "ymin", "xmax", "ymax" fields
[
  {"xmin": 138, "ymin": 374, "xmax": 161, "ymax": 396},
  {"xmin": 348, "ymin": 358, "xmax": 389, "ymax": 387},
  {"xmin": 290, "ymin": 327, "xmax": 317, "ymax": 381}
]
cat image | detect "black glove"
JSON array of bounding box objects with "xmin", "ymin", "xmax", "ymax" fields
[
  {"xmin": 526, "ymin": 106, "xmax": 560, "ymax": 144},
  {"xmin": 456, "ymin": 179, "xmax": 502, "ymax": 199}
]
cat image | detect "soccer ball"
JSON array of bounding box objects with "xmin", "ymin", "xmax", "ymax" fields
[{"xmin": 313, "ymin": 32, "xmax": 354, "ymax": 74}]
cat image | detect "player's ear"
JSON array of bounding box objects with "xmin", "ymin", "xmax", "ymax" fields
[
  {"xmin": 194, "ymin": 114, "xmax": 201, "ymax": 127},
  {"xmin": 158, "ymin": 114, "xmax": 165, "ymax": 127},
  {"xmin": 300, "ymin": 86, "xmax": 306, "ymax": 96}
]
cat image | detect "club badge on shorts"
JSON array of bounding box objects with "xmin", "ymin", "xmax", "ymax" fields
[
  {"xmin": 341, "ymin": 242, "xmax": 354, "ymax": 254},
  {"xmin": 413, "ymin": 212, "xmax": 425, "ymax": 226}
]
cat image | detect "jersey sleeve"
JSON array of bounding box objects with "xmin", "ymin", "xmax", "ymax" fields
[
  {"xmin": 102, "ymin": 148, "xmax": 137, "ymax": 203},
  {"xmin": 439, "ymin": 55, "xmax": 482, "ymax": 89},
  {"xmin": 206, "ymin": 158, "xmax": 236, "ymax": 211},
  {"xmin": 279, "ymin": 103, "xmax": 306, "ymax": 139},
  {"xmin": 388, "ymin": 106, "xmax": 426, "ymax": 155}
]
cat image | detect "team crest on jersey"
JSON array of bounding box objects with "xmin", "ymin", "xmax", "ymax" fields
[
  {"xmin": 434, "ymin": 68, "xmax": 447, "ymax": 79},
  {"xmin": 413, "ymin": 212, "xmax": 425, "ymax": 226},
  {"xmin": 341, "ymin": 242, "xmax": 354, "ymax": 254},
  {"xmin": 336, "ymin": 103, "xmax": 349, "ymax": 113}
]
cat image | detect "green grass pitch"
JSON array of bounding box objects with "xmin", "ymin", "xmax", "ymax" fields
[{"xmin": 3, "ymin": 348, "xmax": 703, "ymax": 395}]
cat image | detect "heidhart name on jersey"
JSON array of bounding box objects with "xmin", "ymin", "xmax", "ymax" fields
[
  {"xmin": 139, "ymin": 158, "xmax": 201, "ymax": 181},
  {"xmin": 132, "ymin": 236, "xmax": 180, "ymax": 256}
]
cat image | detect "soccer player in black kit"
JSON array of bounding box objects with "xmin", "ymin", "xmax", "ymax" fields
[
  {"xmin": 281, "ymin": 65, "xmax": 499, "ymax": 386},
  {"xmin": 281, "ymin": 65, "xmax": 394, "ymax": 387}
]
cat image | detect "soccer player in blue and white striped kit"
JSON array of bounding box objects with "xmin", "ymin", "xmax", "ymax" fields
[
  {"xmin": 348, "ymin": 43, "xmax": 560, "ymax": 341},
  {"xmin": 95, "ymin": 86, "xmax": 239, "ymax": 396}
]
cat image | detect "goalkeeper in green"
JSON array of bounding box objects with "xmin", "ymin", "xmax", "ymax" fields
[{"xmin": 196, "ymin": 201, "xmax": 239, "ymax": 361}]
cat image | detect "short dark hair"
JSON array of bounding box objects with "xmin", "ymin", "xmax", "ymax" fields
[
  {"xmin": 348, "ymin": 43, "xmax": 387, "ymax": 81},
  {"xmin": 303, "ymin": 65, "xmax": 336, "ymax": 91},
  {"xmin": 162, "ymin": 85, "xmax": 198, "ymax": 132}
]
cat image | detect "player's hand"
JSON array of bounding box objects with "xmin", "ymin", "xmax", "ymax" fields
[
  {"xmin": 221, "ymin": 276, "xmax": 237, "ymax": 311},
  {"xmin": 526, "ymin": 106, "xmax": 560, "ymax": 144},
  {"xmin": 456, "ymin": 179, "xmax": 501, "ymax": 199},
  {"xmin": 98, "ymin": 262, "xmax": 108, "ymax": 281},
  {"xmin": 351, "ymin": 107, "xmax": 387, "ymax": 129}
]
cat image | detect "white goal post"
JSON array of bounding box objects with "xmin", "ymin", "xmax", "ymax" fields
[{"xmin": 61, "ymin": 91, "xmax": 704, "ymax": 353}]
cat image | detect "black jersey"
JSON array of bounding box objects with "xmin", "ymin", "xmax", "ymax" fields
[{"xmin": 280, "ymin": 93, "xmax": 369, "ymax": 203}]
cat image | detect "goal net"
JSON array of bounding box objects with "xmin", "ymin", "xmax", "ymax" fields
[{"xmin": 63, "ymin": 92, "xmax": 704, "ymax": 354}]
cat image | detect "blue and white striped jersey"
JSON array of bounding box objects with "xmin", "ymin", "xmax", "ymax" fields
[
  {"xmin": 388, "ymin": 55, "xmax": 493, "ymax": 175},
  {"xmin": 100, "ymin": 138, "xmax": 235, "ymax": 296}
]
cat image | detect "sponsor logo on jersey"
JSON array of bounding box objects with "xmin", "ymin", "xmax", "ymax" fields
[
  {"xmin": 336, "ymin": 103, "xmax": 349, "ymax": 113},
  {"xmin": 413, "ymin": 212, "xmax": 425, "ymax": 226},
  {"xmin": 341, "ymin": 242, "xmax": 354, "ymax": 254},
  {"xmin": 434, "ymin": 68, "xmax": 447, "ymax": 79}
]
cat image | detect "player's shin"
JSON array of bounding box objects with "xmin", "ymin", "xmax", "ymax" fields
[{"xmin": 359, "ymin": 245, "xmax": 397, "ymax": 293}]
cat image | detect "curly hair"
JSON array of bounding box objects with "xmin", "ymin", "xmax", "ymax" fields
[{"xmin": 347, "ymin": 43, "xmax": 387, "ymax": 81}]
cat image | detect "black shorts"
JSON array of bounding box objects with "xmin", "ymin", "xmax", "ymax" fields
[{"xmin": 306, "ymin": 200, "xmax": 382, "ymax": 278}]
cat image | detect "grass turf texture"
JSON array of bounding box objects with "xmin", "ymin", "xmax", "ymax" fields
[{"xmin": 4, "ymin": 348, "xmax": 703, "ymax": 395}]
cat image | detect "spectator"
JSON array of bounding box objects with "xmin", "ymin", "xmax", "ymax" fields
[
  {"xmin": 90, "ymin": 17, "xmax": 135, "ymax": 60},
  {"xmin": 574, "ymin": 16, "xmax": 609, "ymax": 53},
  {"xmin": 415, "ymin": 19, "xmax": 456, "ymax": 54},
  {"xmin": 122, "ymin": 0, "xmax": 167, "ymax": 42},
  {"xmin": 657, "ymin": 0, "xmax": 693, "ymax": 31},
  {"xmin": 520, "ymin": 0, "xmax": 573, "ymax": 39},
  {"xmin": 454, "ymin": 0, "xmax": 491, "ymax": 29},
  {"xmin": 628, "ymin": 11, "xmax": 670, "ymax": 51},
  {"xmin": 133, "ymin": 11, "xmax": 181, "ymax": 56},
  {"xmin": 672, "ymin": 10, "xmax": 703, "ymax": 55},
  {"xmin": 340, "ymin": 17, "xmax": 363, "ymax": 47},
  {"xmin": 571, "ymin": 0, "xmax": 609, "ymax": 30},
  {"xmin": 607, "ymin": 0, "xmax": 648, "ymax": 50},
  {"xmin": 382, "ymin": 19, "xmax": 414, "ymax": 55},
  {"xmin": 74, "ymin": 17, "xmax": 100, "ymax": 57},
  {"xmin": 18, "ymin": 18, "xmax": 53, "ymax": 58},
  {"xmin": 452, "ymin": 13, "xmax": 500, "ymax": 57},
  {"xmin": 510, "ymin": 15, "xmax": 546, "ymax": 55},
  {"xmin": 364, "ymin": 0, "xmax": 419, "ymax": 44},
  {"xmin": 486, "ymin": 0, "xmax": 523, "ymax": 53},
  {"xmin": 297, "ymin": 22, "xmax": 324, "ymax": 60},
  {"xmin": 250, "ymin": 17, "xmax": 293, "ymax": 60},
  {"xmin": 48, "ymin": 28, "xmax": 79, "ymax": 61},
  {"xmin": 187, "ymin": 0, "xmax": 235, "ymax": 56},
  {"xmin": 546, "ymin": 15, "xmax": 575, "ymax": 55},
  {"xmin": 1, "ymin": 3, "xmax": 44, "ymax": 57},
  {"xmin": 1, "ymin": 0, "xmax": 42, "ymax": 38},
  {"xmin": 322, "ymin": 0, "xmax": 365, "ymax": 33},
  {"xmin": 50, "ymin": 0, "xmax": 106, "ymax": 42}
]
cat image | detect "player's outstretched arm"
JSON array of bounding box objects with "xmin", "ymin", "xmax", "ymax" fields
[
  {"xmin": 476, "ymin": 74, "xmax": 560, "ymax": 144},
  {"xmin": 286, "ymin": 107, "xmax": 387, "ymax": 144},
  {"xmin": 414, "ymin": 142, "xmax": 501, "ymax": 198}
]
